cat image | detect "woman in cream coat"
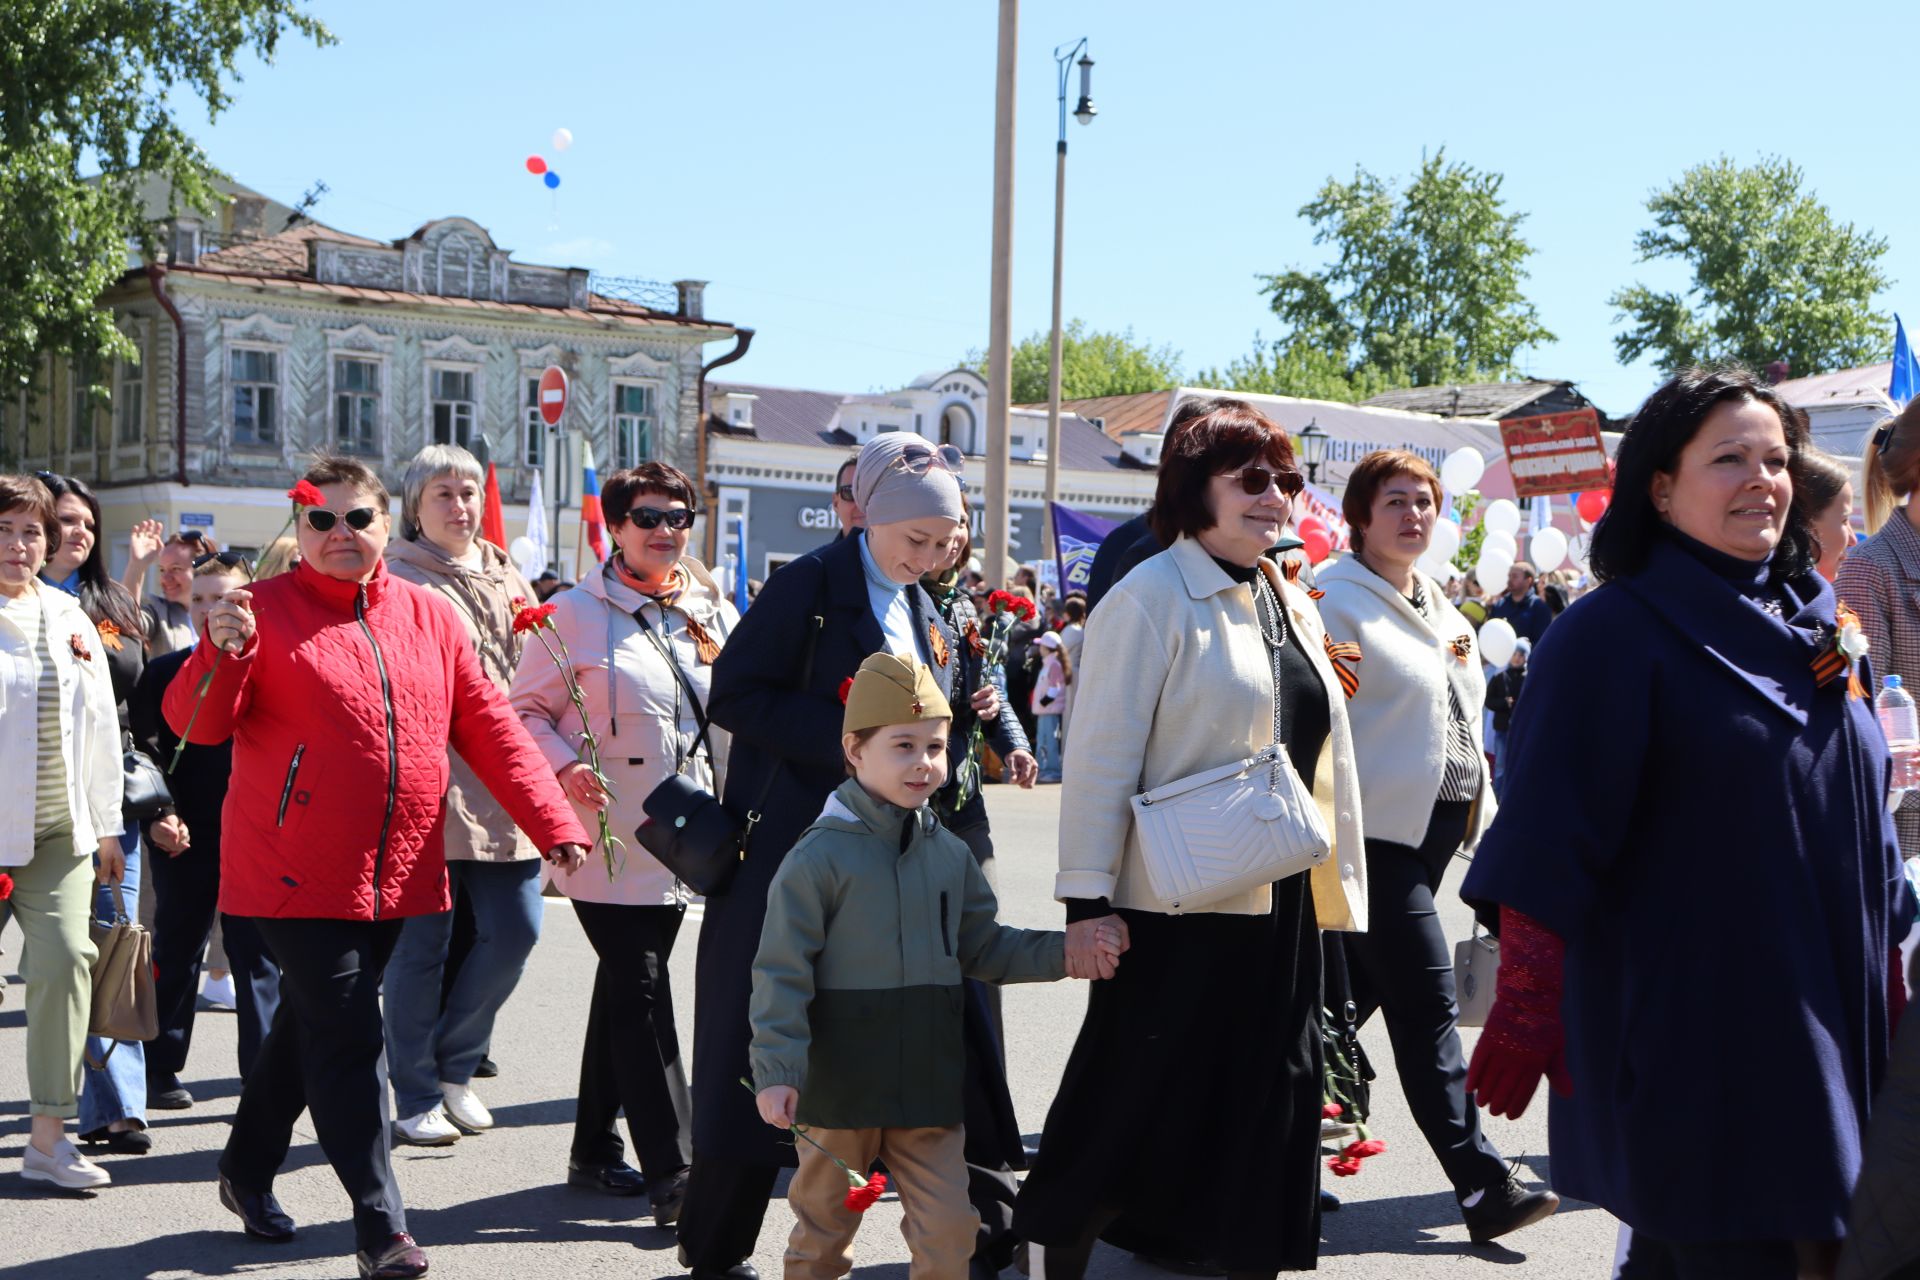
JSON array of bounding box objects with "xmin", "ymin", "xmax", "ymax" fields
[
  {"xmin": 0, "ymin": 474, "xmax": 124, "ymax": 1190},
  {"xmin": 1013, "ymin": 401, "xmax": 1366, "ymax": 1279},
  {"xmin": 1313, "ymin": 448, "xmax": 1556, "ymax": 1244},
  {"xmin": 509, "ymin": 461, "xmax": 735, "ymax": 1224}
]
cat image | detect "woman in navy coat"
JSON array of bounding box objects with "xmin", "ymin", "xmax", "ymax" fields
[{"xmin": 1462, "ymin": 368, "xmax": 1913, "ymax": 1278}]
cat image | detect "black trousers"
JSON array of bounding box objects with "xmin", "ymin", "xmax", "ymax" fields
[
  {"xmin": 1617, "ymin": 1234, "xmax": 1803, "ymax": 1279},
  {"xmin": 221, "ymin": 916, "xmax": 405, "ymax": 1252},
  {"xmin": 570, "ymin": 901, "xmax": 693, "ymax": 1181},
  {"xmin": 146, "ymin": 842, "xmax": 280, "ymax": 1082},
  {"xmin": 1343, "ymin": 799, "xmax": 1507, "ymax": 1195}
]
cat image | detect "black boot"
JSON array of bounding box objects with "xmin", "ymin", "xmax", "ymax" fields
[{"xmin": 1461, "ymin": 1163, "xmax": 1560, "ymax": 1244}]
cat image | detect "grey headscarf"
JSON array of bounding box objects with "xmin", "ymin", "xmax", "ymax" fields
[{"xmin": 853, "ymin": 435, "xmax": 965, "ymax": 528}]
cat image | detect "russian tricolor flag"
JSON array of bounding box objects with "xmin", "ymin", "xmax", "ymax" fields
[{"xmin": 580, "ymin": 440, "xmax": 607, "ymax": 563}]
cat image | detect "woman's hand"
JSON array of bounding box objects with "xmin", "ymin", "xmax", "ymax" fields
[
  {"xmin": 206, "ymin": 588, "xmax": 255, "ymax": 654},
  {"xmin": 757, "ymin": 1085, "xmax": 799, "ymax": 1129},
  {"xmin": 149, "ymin": 814, "xmax": 191, "ymax": 856},
  {"xmin": 95, "ymin": 837, "xmax": 126, "ymax": 886},
  {"xmin": 1066, "ymin": 914, "xmax": 1129, "ymax": 980},
  {"xmin": 1005, "ymin": 749, "xmax": 1038, "ymax": 789},
  {"xmin": 559, "ymin": 762, "xmax": 610, "ymax": 812},
  {"xmin": 970, "ymin": 683, "xmax": 1001, "ymax": 721},
  {"xmin": 126, "ymin": 518, "xmax": 165, "ymax": 568},
  {"xmin": 543, "ymin": 843, "xmax": 588, "ymax": 874}
]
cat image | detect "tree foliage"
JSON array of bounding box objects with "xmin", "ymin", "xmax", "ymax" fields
[
  {"xmin": 1195, "ymin": 332, "xmax": 1394, "ymax": 403},
  {"xmin": 1256, "ymin": 150, "xmax": 1554, "ymax": 392},
  {"xmin": 1609, "ymin": 155, "xmax": 1891, "ymax": 375},
  {"xmin": 966, "ymin": 319, "xmax": 1183, "ymax": 404},
  {"xmin": 0, "ymin": 1, "xmax": 333, "ymax": 387}
]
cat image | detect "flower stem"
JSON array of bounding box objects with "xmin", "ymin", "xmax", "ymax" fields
[
  {"xmin": 737, "ymin": 1079, "xmax": 867, "ymax": 1187},
  {"xmin": 167, "ymin": 656, "xmax": 223, "ymax": 773},
  {"xmin": 532, "ymin": 623, "xmax": 624, "ymax": 879}
]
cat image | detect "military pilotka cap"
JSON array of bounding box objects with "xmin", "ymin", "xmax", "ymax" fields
[{"xmin": 843, "ymin": 653, "xmax": 953, "ymax": 736}]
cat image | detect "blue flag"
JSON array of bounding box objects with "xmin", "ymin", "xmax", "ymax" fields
[
  {"xmin": 734, "ymin": 516, "xmax": 751, "ymax": 614},
  {"xmin": 1050, "ymin": 503, "xmax": 1119, "ymax": 596},
  {"xmin": 1894, "ymin": 315, "xmax": 1919, "ymax": 408}
]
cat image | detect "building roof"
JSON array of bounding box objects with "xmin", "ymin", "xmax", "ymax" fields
[
  {"xmin": 1777, "ymin": 361, "xmax": 1896, "ymax": 409},
  {"xmin": 1038, "ymin": 390, "xmax": 1175, "ymax": 441},
  {"xmin": 192, "ymin": 221, "xmax": 386, "ymax": 275},
  {"xmin": 1360, "ymin": 380, "xmax": 1582, "ymax": 419}
]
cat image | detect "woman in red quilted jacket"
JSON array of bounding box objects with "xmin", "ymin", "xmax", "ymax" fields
[{"xmin": 165, "ymin": 456, "xmax": 588, "ymax": 1280}]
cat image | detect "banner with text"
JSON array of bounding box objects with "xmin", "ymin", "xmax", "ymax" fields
[
  {"xmin": 1500, "ymin": 408, "xmax": 1610, "ymax": 498},
  {"xmin": 1049, "ymin": 503, "xmax": 1120, "ymax": 597}
]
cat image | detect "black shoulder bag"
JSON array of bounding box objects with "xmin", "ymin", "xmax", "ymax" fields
[{"xmin": 633, "ymin": 593, "xmax": 823, "ymax": 896}]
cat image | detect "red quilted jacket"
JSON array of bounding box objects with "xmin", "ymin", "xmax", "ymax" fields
[{"xmin": 164, "ymin": 558, "xmax": 587, "ymax": 920}]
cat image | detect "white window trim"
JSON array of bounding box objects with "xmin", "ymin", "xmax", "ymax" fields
[
  {"xmin": 610, "ymin": 377, "xmax": 660, "ymax": 471},
  {"xmin": 520, "ymin": 373, "xmax": 547, "ymax": 469},
  {"xmin": 425, "ymin": 359, "xmax": 484, "ymax": 451},
  {"xmin": 114, "ymin": 319, "xmax": 147, "ymax": 449},
  {"xmin": 328, "ymin": 352, "xmax": 388, "ymax": 461},
  {"xmin": 227, "ymin": 340, "xmax": 286, "ymax": 451}
]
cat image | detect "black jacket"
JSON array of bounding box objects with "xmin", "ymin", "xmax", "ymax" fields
[
  {"xmin": 129, "ymin": 647, "xmax": 234, "ymax": 849},
  {"xmin": 1484, "ymin": 666, "xmax": 1527, "ymax": 734}
]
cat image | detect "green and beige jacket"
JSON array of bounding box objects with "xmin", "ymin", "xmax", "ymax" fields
[{"xmin": 749, "ymin": 778, "xmax": 1066, "ymax": 1129}]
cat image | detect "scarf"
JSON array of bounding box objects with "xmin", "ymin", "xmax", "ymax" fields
[{"xmin": 611, "ymin": 557, "xmax": 722, "ymax": 664}]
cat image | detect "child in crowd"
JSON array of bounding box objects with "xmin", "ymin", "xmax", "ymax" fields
[{"xmin": 750, "ymin": 653, "xmax": 1117, "ymax": 1278}]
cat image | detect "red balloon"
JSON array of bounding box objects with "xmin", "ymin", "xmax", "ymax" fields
[
  {"xmin": 1298, "ymin": 516, "xmax": 1326, "ymax": 538},
  {"xmin": 1577, "ymin": 489, "xmax": 1611, "ymax": 523},
  {"xmin": 526, "ymin": 155, "xmax": 547, "ymax": 175},
  {"xmin": 1302, "ymin": 528, "xmax": 1332, "ymax": 565}
]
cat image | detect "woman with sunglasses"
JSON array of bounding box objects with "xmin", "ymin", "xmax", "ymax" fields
[
  {"xmin": 509, "ymin": 460, "xmax": 735, "ymax": 1225},
  {"xmin": 166, "ymin": 455, "xmax": 588, "ymax": 1280},
  {"xmin": 1312, "ymin": 450, "xmax": 1558, "ymax": 1244},
  {"xmin": 1014, "ymin": 400, "xmax": 1365, "ymax": 1278}
]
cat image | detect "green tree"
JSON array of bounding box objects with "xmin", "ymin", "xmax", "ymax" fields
[
  {"xmin": 1195, "ymin": 331, "xmax": 1394, "ymax": 402},
  {"xmin": 0, "ymin": 1, "xmax": 333, "ymax": 387},
  {"xmin": 1609, "ymin": 155, "xmax": 1891, "ymax": 375},
  {"xmin": 1258, "ymin": 150, "xmax": 1554, "ymax": 390},
  {"xmin": 966, "ymin": 319, "xmax": 1183, "ymax": 403}
]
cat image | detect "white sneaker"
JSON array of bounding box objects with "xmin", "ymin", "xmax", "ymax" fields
[
  {"xmin": 440, "ymin": 1082, "xmax": 493, "ymax": 1133},
  {"xmin": 22, "ymin": 1138, "xmax": 111, "ymax": 1189},
  {"xmin": 393, "ymin": 1107, "xmax": 461, "ymax": 1146},
  {"xmin": 200, "ymin": 973, "xmax": 237, "ymax": 1011}
]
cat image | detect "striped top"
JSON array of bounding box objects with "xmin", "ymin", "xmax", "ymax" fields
[
  {"xmin": 1407, "ymin": 576, "xmax": 1485, "ymax": 802},
  {"xmin": 2, "ymin": 588, "xmax": 70, "ymax": 831}
]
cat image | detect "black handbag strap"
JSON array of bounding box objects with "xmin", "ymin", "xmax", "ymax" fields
[{"xmin": 628, "ymin": 605, "xmax": 720, "ymax": 769}]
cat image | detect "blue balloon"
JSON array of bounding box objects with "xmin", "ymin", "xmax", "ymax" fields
[{"xmin": 543, "ymin": 171, "xmax": 560, "ymax": 190}]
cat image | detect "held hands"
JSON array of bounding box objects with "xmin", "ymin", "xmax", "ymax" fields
[
  {"xmin": 1065, "ymin": 914, "xmax": 1128, "ymax": 981},
  {"xmin": 1004, "ymin": 749, "xmax": 1038, "ymax": 790},
  {"xmin": 206, "ymin": 588, "xmax": 256, "ymax": 654},
  {"xmin": 150, "ymin": 814, "xmax": 191, "ymax": 856},
  {"xmin": 126, "ymin": 518, "xmax": 166, "ymax": 567},
  {"xmin": 757, "ymin": 1085, "xmax": 799, "ymax": 1129},
  {"xmin": 558, "ymin": 763, "xmax": 610, "ymax": 812},
  {"xmin": 543, "ymin": 843, "xmax": 589, "ymax": 875},
  {"xmin": 95, "ymin": 837, "xmax": 126, "ymax": 886},
  {"xmin": 970, "ymin": 683, "xmax": 1001, "ymax": 721}
]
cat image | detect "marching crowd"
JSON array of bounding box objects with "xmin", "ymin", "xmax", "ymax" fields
[{"xmin": 1, "ymin": 364, "xmax": 1916, "ymax": 1280}]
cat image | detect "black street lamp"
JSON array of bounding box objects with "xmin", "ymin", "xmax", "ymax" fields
[
  {"xmin": 1298, "ymin": 418, "xmax": 1328, "ymax": 485},
  {"xmin": 1043, "ymin": 38, "xmax": 1096, "ymax": 550}
]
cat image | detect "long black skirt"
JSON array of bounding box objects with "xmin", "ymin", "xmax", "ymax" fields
[{"xmin": 1013, "ymin": 870, "xmax": 1324, "ymax": 1271}]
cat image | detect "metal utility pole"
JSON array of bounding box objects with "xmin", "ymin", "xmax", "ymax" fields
[
  {"xmin": 1043, "ymin": 39, "xmax": 1095, "ymax": 555},
  {"xmin": 983, "ymin": 0, "xmax": 1018, "ymax": 586}
]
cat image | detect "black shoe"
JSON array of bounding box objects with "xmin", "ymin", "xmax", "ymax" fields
[
  {"xmin": 566, "ymin": 1158, "xmax": 646, "ymax": 1195},
  {"xmin": 218, "ymin": 1173, "xmax": 296, "ymax": 1242},
  {"xmin": 148, "ymin": 1074, "xmax": 193, "ymax": 1110},
  {"xmin": 357, "ymin": 1232, "xmax": 428, "ymax": 1279},
  {"xmin": 1320, "ymin": 1189, "xmax": 1342, "ymax": 1212},
  {"xmin": 1462, "ymin": 1164, "xmax": 1560, "ymax": 1244},
  {"xmin": 649, "ymin": 1167, "xmax": 689, "ymax": 1226},
  {"xmin": 688, "ymin": 1266, "xmax": 758, "ymax": 1280},
  {"xmin": 473, "ymin": 1056, "xmax": 499, "ymax": 1078},
  {"xmin": 78, "ymin": 1125, "xmax": 152, "ymax": 1154}
]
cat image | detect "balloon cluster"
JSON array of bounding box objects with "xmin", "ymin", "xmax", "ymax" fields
[
  {"xmin": 1297, "ymin": 515, "xmax": 1333, "ymax": 565},
  {"xmin": 524, "ymin": 128, "xmax": 574, "ymax": 191}
]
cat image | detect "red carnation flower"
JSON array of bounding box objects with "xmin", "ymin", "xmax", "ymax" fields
[
  {"xmin": 1344, "ymin": 1138, "xmax": 1387, "ymax": 1159},
  {"xmin": 512, "ymin": 602, "xmax": 558, "ymax": 634},
  {"xmin": 1015, "ymin": 598, "xmax": 1038, "ymax": 622},
  {"xmin": 1327, "ymin": 1157, "xmax": 1363, "ymax": 1177},
  {"xmin": 838, "ymin": 676, "xmax": 855, "ymax": 705},
  {"xmin": 1321, "ymin": 1102, "xmax": 1343, "ymax": 1119},
  {"xmin": 287, "ymin": 480, "xmax": 327, "ymax": 508},
  {"xmin": 0, "ymin": 871, "xmax": 12, "ymax": 901},
  {"xmin": 845, "ymin": 1171, "xmax": 887, "ymax": 1212}
]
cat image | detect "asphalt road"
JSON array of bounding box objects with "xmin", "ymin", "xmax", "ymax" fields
[{"xmin": 0, "ymin": 784, "xmax": 1618, "ymax": 1277}]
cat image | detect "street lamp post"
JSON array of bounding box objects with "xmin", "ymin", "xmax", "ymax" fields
[
  {"xmin": 1043, "ymin": 39, "xmax": 1096, "ymax": 555},
  {"xmin": 1298, "ymin": 418, "xmax": 1328, "ymax": 486},
  {"xmin": 983, "ymin": 0, "xmax": 1019, "ymax": 587}
]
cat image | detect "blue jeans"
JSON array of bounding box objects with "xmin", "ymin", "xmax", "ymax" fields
[
  {"xmin": 382, "ymin": 859, "xmax": 543, "ymax": 1119},
  {"xmin": 1488, "ymin": 727, "xmax": 1509, "ymax": 802},
  {"xmin": 1034, "ymin": 714, "xmax": 1063, "ymax": 782},
  {"xmin": 79, "ymin": 824, "xmax": 148, "ymax": 1132}
]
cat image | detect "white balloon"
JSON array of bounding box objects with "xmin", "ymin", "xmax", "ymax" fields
[
  {"xmin": 1530, "ymin": 527, "xmax": 1569, "ymax": 573},
  {"xmin": 1479, "ymin": 618, "xmax": 1518, "ymax": 669},
  {"xmin": 1440, "ymin": 447, "xmax": 1486, "ymax": 494},
  {"xmin": 1483, "ymin": 498, "xmax": 1522, "ymax": 537},
  {"xmin": 1485, "ymin": 530, "xmax": 1519, "ymax": 558},
  {"xmin": 1567, "ymin": 533, "xmax": 1592, "ymax": 572},
  {"xmin": 1430, "ymin": 519, "xmax": 1462, "ymax": 563},
  {"xmin": 552, "ymin": 127, "xmax": 574, "ymax": 152},
  {"xmin": 1477, "ymin": 545, "xmax": 1513, "ymax": 587},
  {"xmin": 1418, "ymin": 551, "xmax": 1457, "ymax": 582},
  {"xmin": 510, "ymin": 536, "xmax": 537, "ymax": 565}
]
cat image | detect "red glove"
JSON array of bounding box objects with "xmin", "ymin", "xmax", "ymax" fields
[{"xmin": 1466, "ymin": 906, "xmax": 1575, "ymax": 1119}]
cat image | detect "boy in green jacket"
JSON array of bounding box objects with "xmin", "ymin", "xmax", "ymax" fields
[{"xmin": 751, "ymin": 652, "xmax": 1117, "ymax": 1278}]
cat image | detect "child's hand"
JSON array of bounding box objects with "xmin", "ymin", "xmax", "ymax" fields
[
  {"xmin": 1091, "ymin": 922, "xmax": 1125, "ymax": 978},
  {"xmin": 757, "ymin": 1085, "xmax": 799, "ymax": 1129}
]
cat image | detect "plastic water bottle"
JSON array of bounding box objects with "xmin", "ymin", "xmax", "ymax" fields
[{"xmin": 1877, "ymin": 675, "xmax": 1920, "ymax": 810}]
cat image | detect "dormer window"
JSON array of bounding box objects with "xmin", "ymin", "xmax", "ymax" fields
[{"xmin": 436, "ymin": 233, "xmax": 479, "ymax": 298}]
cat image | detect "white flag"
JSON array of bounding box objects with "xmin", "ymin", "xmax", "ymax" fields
[{"xmin": 523, "ymin": 470, "xmax": 550, "ymax": 578}]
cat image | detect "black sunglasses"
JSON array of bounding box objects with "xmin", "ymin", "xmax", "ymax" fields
[
  {"xmin": 192, "ymin": 551, "xmax": 252, "ymax": 572},
  {"xmin": 835, "ymin": 484, "xmax": 856, "ymax": 503},
  {"xmin": 626, "ymin": 506, "xmax": 696, "ymax": 531},
  {"xmin": 1228, "ymin": 465, "xmax": 1306, "ymax": 497},
  {"xmin": 302, "ymin": 507, "xmax": 379, "ymax": 533},
  {"xmin": 177, "ymin": 528, "xmax": 208, "ymax": 544}
]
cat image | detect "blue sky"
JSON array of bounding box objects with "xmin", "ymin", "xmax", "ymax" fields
[{"xmin": 182, "ymin": 0, "xmax": 1919, "ymax": 417}]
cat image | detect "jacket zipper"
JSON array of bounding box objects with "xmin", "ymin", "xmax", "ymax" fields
[
  {"xmin": 356, "ymin": 587, "xmax": 400, "ymax": 921},
  {"xmin": 939, "ymin": 891, "xmax": 952, "ymax": 957},
  {"xmin": 276, "ymin": 744, "xmax": 307, "ymax": 826}
]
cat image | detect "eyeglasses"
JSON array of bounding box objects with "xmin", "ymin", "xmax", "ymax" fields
[
  {"xmin": 302, "ymin": 507, "xmax": 379, "ymax": 534},
  {"xmin": 1226, "ymin": 465, "xmax": 1305, "ymax": 497},
  {"xmin": 891, "ymin": 443, "xmax": 968, "ymax": 488},
  {"xmin": 192, "ymin": 551, "xmax": 252, "ymax": 572},
  {"xmin": 835, "ymin": 485, "xmax": 856, "ymax": 503},
  {"xmin": 627, "ymin": 506, "xmax": 697, "ymax": 531}
]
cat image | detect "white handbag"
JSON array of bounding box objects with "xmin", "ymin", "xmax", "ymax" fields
[
  {"xmin": 1130, "ymin": 744, "xmax": 1331, "ymax": 910},
  {"xmin": 1452, "ymin": 924, "xmax": 1500, "ymax": 1027}
]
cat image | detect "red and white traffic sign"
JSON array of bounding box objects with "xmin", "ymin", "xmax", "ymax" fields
[{"xmin": 538, "ymin": 365, "xmax": 569, "ymax": 427}]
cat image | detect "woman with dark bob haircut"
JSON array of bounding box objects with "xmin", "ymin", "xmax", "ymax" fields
[
  {"xmin": 1014, "ymin": 399, "xmax": 1368, "ymax": 1276},
  {"xmin": 1462, "ymin": 367, "xmax": 1912, "ymax": 1278}
]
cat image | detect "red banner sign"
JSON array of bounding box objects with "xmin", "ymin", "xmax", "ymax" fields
[{"xmin": 1499, "ymin": 408, "xmax": 1609, "ymax": 498}]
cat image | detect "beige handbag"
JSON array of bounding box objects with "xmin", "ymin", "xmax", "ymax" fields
[
  {"xmin": 1452, "ymin": 924, "xmax": 1500, "ymax": 1028},
  {"xmin": 86, "ymin": 882, "xmax": 156, "ymax": 1067}
]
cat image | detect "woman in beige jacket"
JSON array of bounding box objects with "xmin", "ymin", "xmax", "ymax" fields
[
  {"xmin": 1013, "ymin": 400, "xmax": 1366, "ymax": 1279},
  {"xmin": 509, "ymin": 461, "xmax": 736, "ymax": 1223},
  {"xmin": 381, "ymin": 445, "xmax": 541, "ymax": 1148}
]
